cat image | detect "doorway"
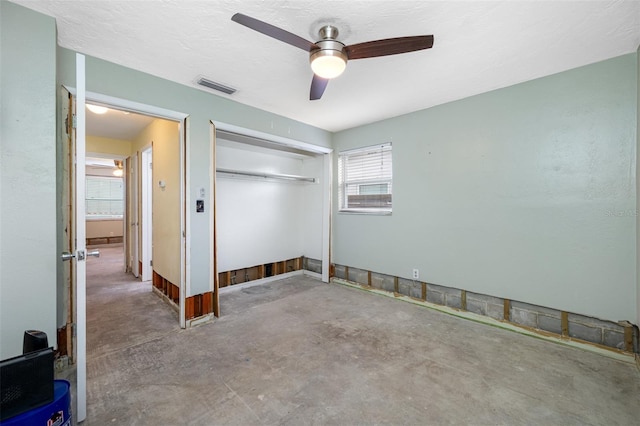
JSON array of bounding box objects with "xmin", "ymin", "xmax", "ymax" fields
[
  {"xmin": 61, "ymin": 85, "xmax": 188, "ymax": 420},
  {"xmin": 81, "ymin": 100, "xmax": 185, "ymax": 317}
]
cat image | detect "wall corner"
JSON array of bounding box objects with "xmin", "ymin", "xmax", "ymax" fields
[{"xmin": 636, "ymin": 45, "xmax": 640, "ymax": 327}]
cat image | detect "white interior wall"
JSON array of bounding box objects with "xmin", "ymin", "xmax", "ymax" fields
[
  {"xmin": 216, "ymin": 140, "xmax": 321, "ymax": 272},
  {"xmin": 300, "ymin": 155, "xmax": 325, "ymax": 261}
]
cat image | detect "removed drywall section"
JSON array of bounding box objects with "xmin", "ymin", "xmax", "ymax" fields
[
  {"xmin": 303, "ymin": 258, "xmax": 323, "ymax": 275},
  {"xmin": 332, "ymin": 263, "xmax": 636, "ymax": 353},
  {"xmin": 332, "ymin": 53, "xmax": 637, "ymax": 323},
  {"xmin": 218, "ymin": 257, "xmax": 304, "ymax": 288},
  {"xmin": 0, "ymin": 1, "xmax": 57, "ymax": 359}
]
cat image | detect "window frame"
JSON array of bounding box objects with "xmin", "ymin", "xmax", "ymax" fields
[
  {"xmin": 338, "ymin": 142, "xmax": 393, "ymax": 215},
  {"xmin": 85, "ymin": 175, "xmax": 124, "ymax": 220}
]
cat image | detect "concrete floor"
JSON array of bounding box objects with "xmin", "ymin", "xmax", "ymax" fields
[{"xmin": 64, "ymin": 246, "xmax": 640, "ymax": 425}]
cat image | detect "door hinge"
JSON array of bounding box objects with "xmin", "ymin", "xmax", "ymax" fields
[
  {"xmin": 72, "ymin": 114, "xmax": 77, "ymax": 129},
  {"xmin": 150, "ymin": 260, "xmax": 153, "ymax": 266},
  {"xmin": 71, "ymin": 323, "xmax": 77, "ymax": 338}
]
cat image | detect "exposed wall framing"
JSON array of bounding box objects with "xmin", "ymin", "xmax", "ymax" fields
[
  {"xmin": 153, "ymin": 269, "xmax": 214, "ymax": 321},
  {"xmin": 303, "ymin": 258, "xmax": 323, "ymax": 275},
  {"xmin": 332, "ymin": 263, "xmax": 638, "ymax": 355},
  {"xmin": 218, "ymin": 256, "xmax": 304, "ymax": 288},
  {"xmin": 152, "ymin": 270, "xmax": 179, "ymax": 305},
  {"xmin": 185, "ymin": 292, "xmax": 214, "ymax": 320},
  {"xmin": 56, "ymin": 326, "xmax": 68, "ymax": 357},
  {"xmin": 86, "ymin": 236, "xmax": 123, "ymax": 246}
]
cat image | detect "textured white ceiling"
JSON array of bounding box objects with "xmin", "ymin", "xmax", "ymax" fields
[
  {"xmin": 85, "ymin": 105, "xmax": 156, "ymax": 141},
  {"xmin": 12, "ymin": 0, "xmax": 640, "ymax": 132}
]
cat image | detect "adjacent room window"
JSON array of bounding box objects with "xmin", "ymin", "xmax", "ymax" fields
[
  {"xmin": 338, "ymin": 142, "xmax": 392, "ymax": 213},
  {"xmin": 86, "ymin": 176, "xmax": 124, "ymax": 219}
]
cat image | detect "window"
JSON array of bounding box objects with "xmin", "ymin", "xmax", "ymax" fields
[
  {"xmin": 86, "ymin": 176, "xmax": 124, "ymax": 219},
  {"xmin": 338, "ymin": 142, "xmax": 392, "ymax": 213}
]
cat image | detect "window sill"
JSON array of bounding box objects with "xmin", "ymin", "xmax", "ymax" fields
[
  {"xmin": 86, "ymin": 215, "xmax": 124, "ymax": 221},
  {"xmin": 338, "ymin": 209, "xmax": 392, "ymax": 216}
]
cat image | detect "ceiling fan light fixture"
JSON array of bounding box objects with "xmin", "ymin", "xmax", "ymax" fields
[
  {"xmin": 113, "ymin": 160, "xmax": 124, "ymax": 177},
  {"xmin": 310, "ymin": 47, "xmax": 347, "ymax": 79}
]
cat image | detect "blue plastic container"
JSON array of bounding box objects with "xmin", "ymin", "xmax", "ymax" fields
[{"xmin": 1, "ymin": 380, "xmax": 71, "ymax": 426}]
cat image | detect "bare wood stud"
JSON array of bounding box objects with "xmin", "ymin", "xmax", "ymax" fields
[
  {"xmin": 504, "ymin": 299, "xmax": 510, "ymax": 321},
  {"xmin": 394, "ymin": 276, "xmax": 399, "ymax": 293},
  {"xmin": 421, "ymin": 283, "xmax": 427, "ymax": 301},
  {"xmin": 624, "ymin": 325, "xmax": 634, "ymax": 352},
  {"xmin": 368, "ymin": 271, "xmax": 372, "ymax": 287},
  {"xmin": 561, "ymin": 312, "xmax": 569, "ymax": 337},
  {"xmin": 461, "ymin": 290, "xmax": 467, "ymax": 311}
]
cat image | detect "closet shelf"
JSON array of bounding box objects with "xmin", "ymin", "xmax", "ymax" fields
[{"xmin": 216, "ymin": 168, "xmax": 316, "ymax": 183}]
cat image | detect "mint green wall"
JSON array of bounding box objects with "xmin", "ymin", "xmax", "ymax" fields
[
  {"xmin": 56, "ymin": 48, "xmax": 332, "ymax": 297},
  {"xmin": 0, "ymin": 1, "xmax": 57, "ymax": 358},
  {"xmin": 333, "ymin": 54, "xmax": 638, "ymax": 322}
]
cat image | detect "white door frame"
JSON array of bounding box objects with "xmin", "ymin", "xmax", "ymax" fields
[
  {"xmin": 131, "ymin": 153, "xmax": 140, "ymax": 278},
  {"xmin": 141, "ymin": 146, "xmax": 153, "ymax": 282}
]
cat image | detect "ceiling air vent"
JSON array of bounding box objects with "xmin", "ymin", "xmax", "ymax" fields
[{"xmin": 197, "ymin": 77, "xmax": 236, "ymax": 95}]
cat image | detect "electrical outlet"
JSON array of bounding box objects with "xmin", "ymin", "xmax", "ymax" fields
[{"xmin": 412, "ymin": 269, "xmax": 419, "ymax": 280}]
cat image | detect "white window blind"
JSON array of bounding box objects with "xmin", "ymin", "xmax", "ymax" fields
[
  {"xmin": 86, "ymin": 176, "xmax": 123, "ymax": 218},
  {"xmin": 338, "ymin": 142, "xmax": 392, "ymax": 213}
]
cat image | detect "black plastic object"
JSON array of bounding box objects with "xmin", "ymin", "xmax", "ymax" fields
[
  {"xmin": 23, "ymin": 330, "xmax": 48, "ymax": 354},
  {"xmin": 0, "ymin": 347, "xmax": 54, "ymax": 421}
]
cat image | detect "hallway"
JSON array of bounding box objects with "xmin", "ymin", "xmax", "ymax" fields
[{"xmin": 86, "ymin": 246, "xmax": 179, "ymax": 360}]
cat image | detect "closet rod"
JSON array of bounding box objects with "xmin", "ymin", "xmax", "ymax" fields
[{"xmin": 216, "ymin": 168, "xmax": 316, "ymax": 183}]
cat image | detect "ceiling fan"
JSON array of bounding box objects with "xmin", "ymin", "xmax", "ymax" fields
[{"xmin": 231, "ymin": 13, "xmax": 434, "ymax": 100}]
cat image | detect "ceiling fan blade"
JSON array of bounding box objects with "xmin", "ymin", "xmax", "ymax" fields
[
  {"xmin": 310, "ymin": 75, "xmax": 329, "ymax": 100},
  {"xmin": 345, "ymin": 35, "xmax": 434, "ymax": 60},
  {"xmin": 231, "ymin": 13, "xmax": 316, "ymax": 52}
]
